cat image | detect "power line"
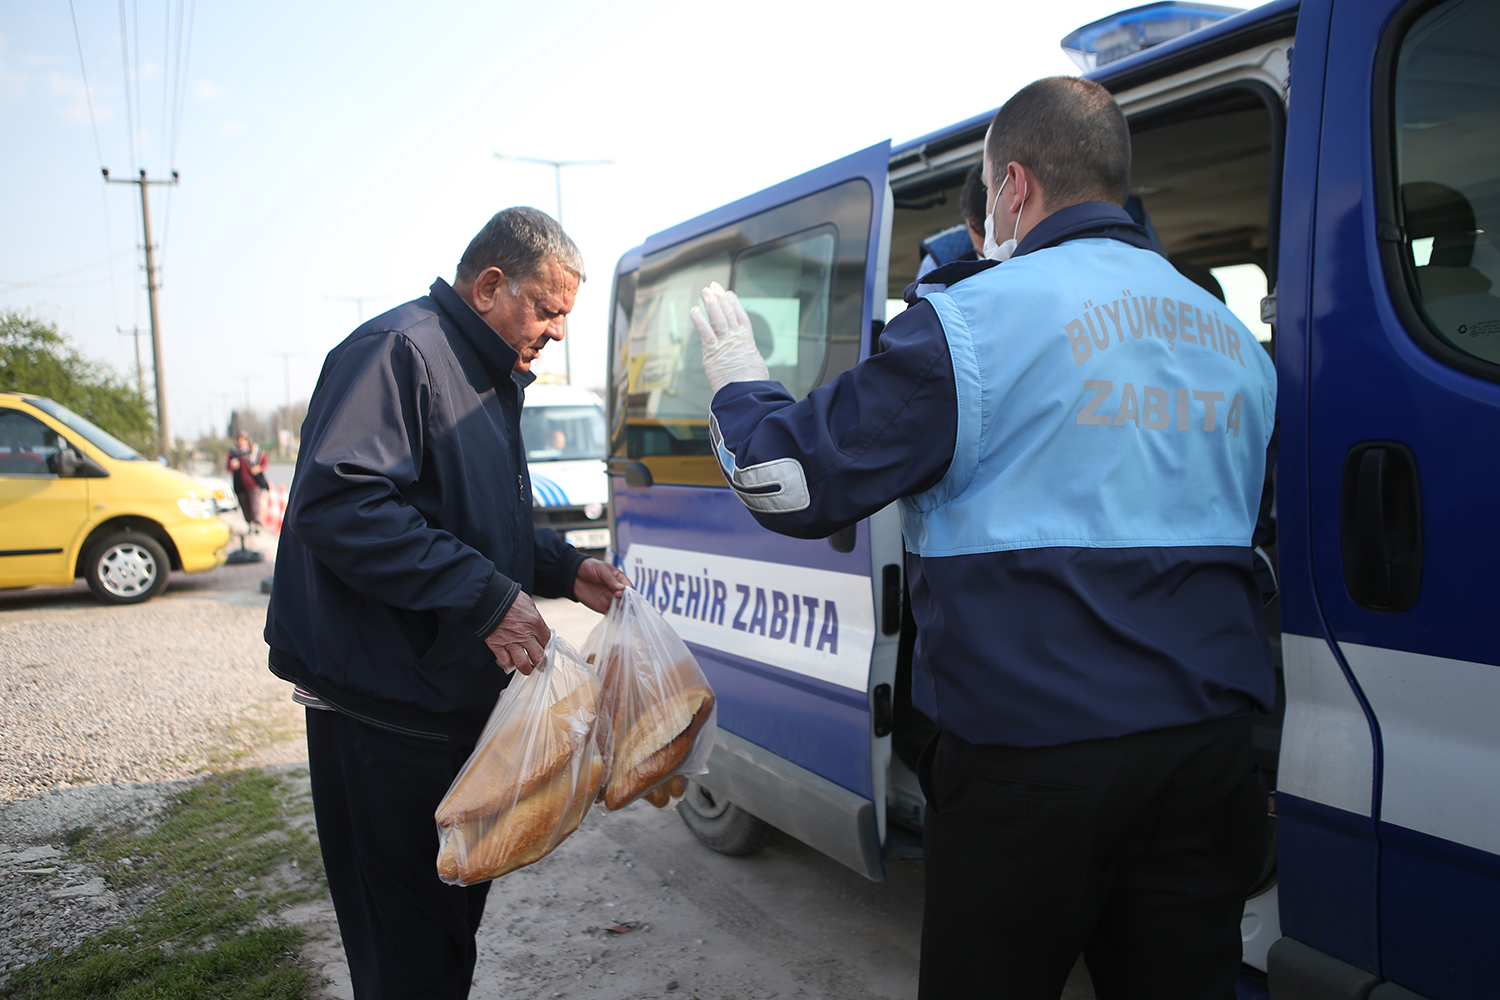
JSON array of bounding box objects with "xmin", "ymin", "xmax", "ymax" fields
[
  {"xmin": 132, "ymin": 0, "xmax": 142, "ymax": 166},
  {"xmin": 160, "ymin": 0, "xmax": 196, "ymax": 273},
  {"xmin": 169, "ymin": 0, "xmax": 195, "ymax": 170},
  {"xmin": 116, "ymin": 0, "xmax": 137, "ymax": 175},
  {"xmin": 65, "ymin": 0, "xmax": 121, "ymax": 325},
  {"xmin": 66, "ymin": 0, "xmax": 106, "ymax": 169},
  {"xmin": 158, "ymin": 0, "xmax": 172, "ymax": 172},
  {"xmin": 0, "ymin": 250, "xmax": 136, "ymax": 288}
]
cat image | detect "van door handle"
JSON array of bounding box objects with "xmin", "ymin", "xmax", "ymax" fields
[{"xmin": 1339, "ymin": 441, "xmax": 1422, "ymax": 613}]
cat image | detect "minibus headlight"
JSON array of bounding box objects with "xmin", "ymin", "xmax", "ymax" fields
[{"xmin": 584, "ymin": 502, "xmax": 604, "ymax": 520}]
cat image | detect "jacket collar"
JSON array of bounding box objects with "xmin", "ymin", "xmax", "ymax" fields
[
  {"xmin": 429, "ymin": 278, "xmax": 535, "ymax": 391},
  {"xmin": 903, "ymin": 201, "xmax": 1151, "ymax": 304}
]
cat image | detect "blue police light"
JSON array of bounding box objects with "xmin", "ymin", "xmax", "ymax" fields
[{"xmin": 1061, "ymin": 2, "xmax": 1243, "ymax": 71}]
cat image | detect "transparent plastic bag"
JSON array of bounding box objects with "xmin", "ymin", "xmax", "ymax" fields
[
  {"xmin": 586, "ymin": 588, "xmax": 717, "ymax": 811},
  {"xmin": 434, "ymin": 631, "xmax": 603, "ymax": 886}
]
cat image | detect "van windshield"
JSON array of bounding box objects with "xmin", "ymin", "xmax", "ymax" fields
[
  {"xmin": 521, "ymin": 405, "xmax": 606, "ymax": 461},
  {"xmin": 27, "ymin": 397, "xmax": 144, "ymax": 461}
]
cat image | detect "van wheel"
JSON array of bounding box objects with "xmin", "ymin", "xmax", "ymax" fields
[
  {"xmin": 84, "ymin": 532, "xmax": 169, "ymax": 605},
  {"xmin": 678, "ymin": 781, "xmax": 772, "ymax": 856}
]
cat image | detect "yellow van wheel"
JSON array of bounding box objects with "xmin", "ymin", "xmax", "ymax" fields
[{"xmin": 84, "ymin": 532, "xmax": 170, "ymax": 605}]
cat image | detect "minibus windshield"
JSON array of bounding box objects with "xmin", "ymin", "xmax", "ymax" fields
[
  {"xmin": 27, "ymin": 398, "xmax": 145, "ymax": 461},
  {"xmin": 521, "ymin": 405, "xmax": 606, "ymax": 461}
]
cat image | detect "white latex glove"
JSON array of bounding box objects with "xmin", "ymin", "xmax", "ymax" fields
[{"xmin": 689, "ymin": 282, "xmax": 770, "ymax": 395}]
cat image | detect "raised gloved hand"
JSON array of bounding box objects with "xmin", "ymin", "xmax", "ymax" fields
[{"xmin": 689, "ymin": 282, "xmax": 769, "ymax": 395}]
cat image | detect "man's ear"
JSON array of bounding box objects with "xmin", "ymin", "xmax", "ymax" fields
[
  {"xmin": 470, "ymin": 267, "xmax": 507, "ymax": 311},
  {"xmin": 1005, "ymin": 162, "xmax": 1029, "ymax": 214}
]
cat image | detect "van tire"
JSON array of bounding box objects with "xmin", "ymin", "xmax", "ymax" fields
[
  {"xmin": 678, "ymin": 781, "xmax": 773, "ymax": 856},
  {"xmin": 84, "ymin": 532, "xmax": 170, "ymax": 605}
]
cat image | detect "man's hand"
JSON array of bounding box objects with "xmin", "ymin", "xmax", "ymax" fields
[
  {"xmin": 483, "ymin": 592, "xmax": 550, "ymax": 674},
  {"xmin": 689, "ymin": 282, "xmax": 769, "ymax": 395},
  {"xmin": 573, "ymin": 557, "xmax": 628, "ymax": 614}
]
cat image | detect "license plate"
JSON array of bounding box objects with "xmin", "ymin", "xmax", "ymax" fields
[{"xmin": 565, "ymin": 528, "xmax": 611, "ymax": 549}]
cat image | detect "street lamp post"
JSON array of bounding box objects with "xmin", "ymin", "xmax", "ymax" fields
[{"xmin": 492, "ymin": 153, "xmax": 611, "ymax": 384}]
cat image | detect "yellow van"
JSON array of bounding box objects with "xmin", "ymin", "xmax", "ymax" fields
[{"xmin": 0, "ymin": 392, "xmax": 231, "ymax": 604}]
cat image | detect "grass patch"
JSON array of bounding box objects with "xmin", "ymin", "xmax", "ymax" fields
[{"xmin": 1, "ymin": 769, "xmax": 325, "ymax": 1000}]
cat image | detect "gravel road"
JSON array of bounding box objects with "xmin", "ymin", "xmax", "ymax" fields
[{"xmin": 0, "ymin": 588, "xmax": 302, "ymax": 804}]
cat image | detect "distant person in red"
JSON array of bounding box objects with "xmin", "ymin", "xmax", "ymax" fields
[{"xmin": 227, "ymin": 429, "xmax": 268, "ymax": 531}]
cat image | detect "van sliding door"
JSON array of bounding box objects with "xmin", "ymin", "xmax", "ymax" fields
[{"xmin": 610, "ymin": 142, "xmax": 892, "ymax": 879}]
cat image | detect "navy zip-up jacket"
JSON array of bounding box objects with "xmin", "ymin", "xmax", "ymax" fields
[
  {"xmin": 710, "ymin": 203, "xmax": 1277, "ymax": 748},
  {"xmin": 264, "ymin": 278, "xmax": 585, "ymax": 744}
]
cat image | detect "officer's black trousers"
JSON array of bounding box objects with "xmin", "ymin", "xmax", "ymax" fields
[
  {"xmin": 306, "ymin": 708, "xmax": 492, "ymax": 1000},
  {"xmin": 918, "ymin": 716, "xmax": 1264, "ymax": 1000}
]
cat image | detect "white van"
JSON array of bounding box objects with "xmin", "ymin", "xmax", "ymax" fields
[{"xmin": 522, "ymin": 383, "xmax": 610, "ymax": 553}]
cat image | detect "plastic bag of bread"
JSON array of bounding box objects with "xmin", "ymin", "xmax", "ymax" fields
[
  {"xmin": 587, "ymin": 588, "xmax": 717, "ymax": 810},
  {"xmin": 434, "ymin": 631, "xmax": 603, "ymax": 886}
]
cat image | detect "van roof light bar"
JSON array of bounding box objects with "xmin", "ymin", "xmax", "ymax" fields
[{"xmin": 1060, "ymin": 2, "xmax": 1243, "ymax": 71}]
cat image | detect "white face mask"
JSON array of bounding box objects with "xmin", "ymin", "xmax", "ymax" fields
[{"xmin": 982, "ymin": 174, "xmax": 1025, "ymax": 262}]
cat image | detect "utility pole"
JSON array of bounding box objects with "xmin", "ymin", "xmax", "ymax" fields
[
  {"xmin": 104, "ymin": 168, "xmax": 179, "ymax": 460},
  {"xmin": 266, "ymin": 351, "xmax": 305, "ymax": 458},
  {"xmin": 493, "ymin": 153, "xmax": 611, "ymax": 384},
  {"xmin": 118, "ymin": 326, "xmax": 147, "ymax": 398}
]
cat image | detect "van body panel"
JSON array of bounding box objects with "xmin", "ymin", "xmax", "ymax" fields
[
  {"xmin": 0, "ymin": 474, "xmax": 88, "ymax": 583},
  {"xmin": 698, "ymin": 727, "xmax": 884, "ymax": 881},
  {"xmin": 617, "ymin": 484, "xmax": 878, "ymax": 798},
  {"xmin": 642, "ymin": 142, "xmax": 891, "ymax": 257}
]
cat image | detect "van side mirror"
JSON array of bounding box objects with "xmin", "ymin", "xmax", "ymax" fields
[{"xmin": 58, "ymin": 447, "xmax": 82, "ymax": 478}]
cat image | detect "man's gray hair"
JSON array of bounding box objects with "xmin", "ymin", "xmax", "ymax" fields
[{"xmin": 455, "ymin": 207, "xmax": 585, "ymax": 290}]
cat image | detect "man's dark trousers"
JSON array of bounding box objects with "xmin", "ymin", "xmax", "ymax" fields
[
  {"xmin": 306, "ymin": 708, "xmax": 492, "ymax": 1000},
  {"xmin": 918, "ymin": 716, "xmax": 1265, "ymax": 1000}
]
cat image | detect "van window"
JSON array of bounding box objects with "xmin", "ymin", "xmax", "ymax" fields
[
  {"xmin": 521, "ymin": 405, "xmax": 606, "ymax": 461},
  {"xmin": 623, "ymin": 178, "xmax": 873, "ymax": 486},
  {"xmin": 732, "ymin": 227, "xmax": 838, "ymax": 398},
  {"xmin": 0, "ymin": 410, "xmax": 64, "ymax": 476},
  {"xmin": 27, "ymin": 397, "xmax": 143, "ymax": 460},
  {"xmin": 1392, "ymin": 0, "xmax": 1500, "ymax": 366}
]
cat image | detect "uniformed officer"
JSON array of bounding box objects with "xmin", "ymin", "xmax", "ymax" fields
[{"xmin": 690, "ymin": 76, "xmax": 1277, "ymax": 999}]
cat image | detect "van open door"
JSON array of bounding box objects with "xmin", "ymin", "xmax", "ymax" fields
[{"xmin": 607, "ymin": 142, "xmax": 896, "ymax": 879}]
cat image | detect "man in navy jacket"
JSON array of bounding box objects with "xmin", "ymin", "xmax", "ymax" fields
[
  {"xmin": 693, "ymin": 79, "xmax": 1276, "ymax": 999},
  {"xmin": 266, "ymin": 207, "xmax": 625, "ymax": 999}
]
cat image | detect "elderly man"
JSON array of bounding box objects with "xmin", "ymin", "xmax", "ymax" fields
[
  {"xmin": 265, "ymin": 207, "xmax": 625, "ymax": 999},
  {"xmin": 692, "ymin": 77, "xmax": 1276, "ymax": 999}
]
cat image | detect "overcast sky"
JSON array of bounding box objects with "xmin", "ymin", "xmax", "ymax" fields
[{"xmin": 2, "ymin": 0, "xmax": 1259, "ymax": 442}]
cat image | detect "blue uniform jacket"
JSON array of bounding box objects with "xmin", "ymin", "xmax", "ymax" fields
[
  {"xmin": 710, "ymin": 203, "xmax": 1277, "ymax": 748},
  {"xmin": 264, "ymin": 278, "xmax": 585, "ymax": 744}
]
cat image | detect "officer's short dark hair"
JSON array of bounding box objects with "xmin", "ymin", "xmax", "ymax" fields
[
  {"xmin": 985, "ymin": 76, "xmax": 1131, "ymax": 208},
  {"xmin": 456, "ymin": 206, "xmax": 585, "ymax": 290},
  {"xmin": 960, "ymin": 164, "xmax": 987, "ymax": 233}
]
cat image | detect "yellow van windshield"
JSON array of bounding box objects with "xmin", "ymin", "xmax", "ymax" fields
[{"xmin": 27, "ymin": 397, "xmax": 144, "ymax": 461}]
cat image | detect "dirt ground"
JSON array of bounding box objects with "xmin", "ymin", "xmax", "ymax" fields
[{"xmin": 1, "ymin": 581, "xmax": 1099, "ymax": 999}]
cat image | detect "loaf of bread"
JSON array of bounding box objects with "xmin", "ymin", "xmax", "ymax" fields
[
  {"xmin": 603, "ymin": 679, "xmax": 714, "ymax": 810},
  {"xmin": 435, "ymin": 674, "xmax": 600, "ymax": 827},
  {"xmin": 642, "ymin": 775, "xmax": 689, "ymax": 810},
  {"xmin": 434, "ymin": 668, "xmax": 603, "ymax": 885},
  {"xmin": 437, "ymin": 753, "xmax": 603, "ymax": 883}
]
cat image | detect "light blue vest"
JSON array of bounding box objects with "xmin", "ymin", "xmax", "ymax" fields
[{"xmin": 899, "ymin": 238, "xmax": 1276, "ymax": 555}]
